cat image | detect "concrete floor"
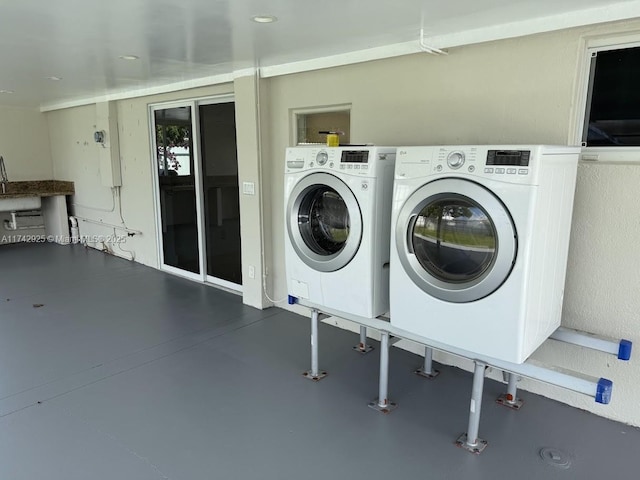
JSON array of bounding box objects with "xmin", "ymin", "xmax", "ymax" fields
[{"xmin": 0, "ymin": 243, "xmax": 638, "ymax": 479}]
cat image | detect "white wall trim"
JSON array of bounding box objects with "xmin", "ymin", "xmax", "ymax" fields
[
  {"xmin": 260, "ymin": 41, "xmax": 421, "ymax": 78},
  {"xmin": 232, "ymin": 68, "xmax": 257, "ymax": 79},
  {"xmin": 40, "ymin": 73, "xmax": 235, "ymax": 112},
  {"xmin": 427, "ymin": 2, "xmax": 640, "ymax": 51}
]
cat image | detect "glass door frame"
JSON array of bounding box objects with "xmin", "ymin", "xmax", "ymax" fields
[
  {"xmin": 198, "ymin": 97, "xmax": 242, "ymax": 292},
  {"xmin": 149, "ymin": 95, "xmax": 241, "ymax": 292}
]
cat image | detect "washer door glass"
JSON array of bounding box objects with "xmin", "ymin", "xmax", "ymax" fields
[
  {"xmin": 287, "ymin": 172, "xmax": 363, "ymax": 272},
  {"xmin": 396, "ymin": 178, "xmax": 516, "ymax": 303},
  {"xmin": 299, "ymin": 187, "xmax": 350, "ymax": 255},
  {"xmin": 412, "ymin": 198, "xmax": 496, "ymax": 283}
]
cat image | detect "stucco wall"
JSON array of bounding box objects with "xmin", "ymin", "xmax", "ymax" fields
[
  {"xmin": 47, "ymin": 85, "xmax": 234, "ymax": 268},
  {"xmin": 0, "ymin": 106, "xmax": 53, "ymax": 244},
  {"xmin": 266, "ymin": 24, "xmax": 639, "ymax": 425}
]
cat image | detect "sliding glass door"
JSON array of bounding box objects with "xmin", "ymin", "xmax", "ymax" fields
[
  {"xmin": 151, "ymin": 98, "xmax": 241, "ymax": 290},
  {"xmin": 199, "ymin": 102, "xmax": 242, "ymax": 288},
  {"xmin": 154, "ymin": 105, "xmax": 201, "ymax": 276}
]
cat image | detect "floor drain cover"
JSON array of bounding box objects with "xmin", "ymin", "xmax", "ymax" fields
[{"xmin": 539, "ymin": 447, "xmax": 572, "ymax": 469}]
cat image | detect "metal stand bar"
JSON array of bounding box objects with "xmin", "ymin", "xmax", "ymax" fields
[
  {"xmin": 292, "ymin": 299, "xmax": 614, "ymax": 404},
  {"xmin": 456, "ymin": 361, "xmax": 488, "ymax": 454},
  {"xmin": 415, "ymin": 346, "xmax": 440, "ymax": 379},
  {"xmin": 368, "ymin": 332, "xmax": 398, "ymax": 413},
  {"xmin": 303, "ymin": 309, "xmax": 327, "ymax": 381},
  {"xmin": 353, "ymin": 325, "xmax": 374, "ymax": 354},
  {"xmin": 550, "ymin": 327, "xmax": 633, "ymax": 360},
  {"xmin": 496, "ymin": 372, "xmax": 524, "ymax": 409}
]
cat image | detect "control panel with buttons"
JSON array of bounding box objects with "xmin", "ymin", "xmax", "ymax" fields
[
  {"xmin": 396, "ymin": 146, "xmax": 539, "ymax": 185},
  {"xmin": 433, "ymin": 147, "xmax": 478, "ymax": 175},
  {"xmin": 285, "ymin": 146, "xmax": 396, "ymax": 181}
]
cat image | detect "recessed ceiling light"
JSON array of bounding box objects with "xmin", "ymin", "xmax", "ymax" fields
[
  {"xmin": 46, "ymin": 76, "xmax": 62, "ymax": 81},
  {"xmin": 251, "ymin": 15, "xmax": 277, "ymax": 23},
  {"xmin": 119, "ymin": 55, "xmax": 140, "ymax": 60},
  {"xmin": 0, "ymin": 89, "xmax": 14, "ymax": 94}
]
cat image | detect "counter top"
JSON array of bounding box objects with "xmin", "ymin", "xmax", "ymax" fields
[{"xmin": 0, "ymin": 180, "xmax": 75, "ymax": 199}]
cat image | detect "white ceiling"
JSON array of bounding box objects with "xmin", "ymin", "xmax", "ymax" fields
[{"xmin": 0, "ymin": 0, "xmax": 639, "ymax": 110}]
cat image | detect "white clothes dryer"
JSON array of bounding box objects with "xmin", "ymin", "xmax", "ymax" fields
[
  {"xmin": 285, "ymin": 146, "xmax": 396, "ymax": 319},
  {"xmin": 390, "ymin": 145, "xmax": 580, "ymax": 363}
]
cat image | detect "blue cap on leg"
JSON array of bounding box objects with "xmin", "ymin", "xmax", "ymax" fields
[
  {"xmin": 618, "ymin": 340, "xmax": 632, "ymax": 361},
  {"xmin": 596, "ymin": 378, "xmax": 613, "ymax": 404}
]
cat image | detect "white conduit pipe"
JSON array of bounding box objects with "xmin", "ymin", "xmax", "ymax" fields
[
  {"xmin": 3, "ymin": 211, "xmax": 44, "ymax": 231},
  {"xmin": 69, "ymin": 216, "xmax": 80, "ymax": 243}
]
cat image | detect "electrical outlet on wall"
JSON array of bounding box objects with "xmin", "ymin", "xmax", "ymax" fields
[
  {"xmin": 248, "ymin": 265, "xmax": 255, "ymax": 279},
  {"xmin": 242, "ymin": 182, "xmax": 255, "ymax": 195}
]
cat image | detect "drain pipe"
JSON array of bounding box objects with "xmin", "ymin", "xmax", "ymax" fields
[
  {"xmin": 69, "ymin": 216, "xmax": 80, "ymax": 244},
  {"xmin": 3, "ymin": 211, "xmax": 45, "ymax": 231}
]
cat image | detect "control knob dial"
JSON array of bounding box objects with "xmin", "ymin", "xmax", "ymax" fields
[
  {"xmin": 447, "ymin": 151, "xmax": 465, "ymax": 169},
  {"xmin": 316, "ymin": 151, "xmax": 329, "ymax": 166}
]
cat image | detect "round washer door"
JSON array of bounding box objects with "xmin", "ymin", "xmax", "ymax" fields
[
  {"xmin": 395, "ymin": 178, "xmax": 517, "ymax": 303},
  {"xmin": 287, "ymin": 172, "xmax": 363, "ymax": 272}
]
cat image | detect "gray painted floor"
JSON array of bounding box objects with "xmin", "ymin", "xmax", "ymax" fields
[{"xmin": 0, "ymin": 243, "xmax": 638, "ymax": 479}]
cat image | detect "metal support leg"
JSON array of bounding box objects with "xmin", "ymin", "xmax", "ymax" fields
[
  {"xmin": 415, "ymin": 346, "xmax": 440, "ymax": 379},
  {"xmin": 303, "ymin": 309, "xmax": 327, "ymax": 381},
  {"xmin": 368, "ymin": 332, "xmax": 398, "ymax": 413},
  {"xmin": 456, "ymin": 361, "xmax": 488, "ymax": 454},
  {"xmin": 496, "ymin": 372, "xmax": 524, "ymax": 409},
  {"xmin": 353, "ymin": 325, "xmax": 374, "ymax": 354}
]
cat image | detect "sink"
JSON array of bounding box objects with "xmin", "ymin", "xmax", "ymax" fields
[{"xmin": 0, "ymin": 195, "xmax": 42, "ymax": 212}]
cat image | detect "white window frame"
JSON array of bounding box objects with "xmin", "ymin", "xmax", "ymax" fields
[{"xmin": 573, "ymin": 32, "xmax": 640, "ymax": 164}]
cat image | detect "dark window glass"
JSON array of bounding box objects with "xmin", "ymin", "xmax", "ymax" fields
[
  {"xmin": 199, "ymin": 102, "xmax": 242, "ymax": 285},
  {"xmin": 298, "ymin": 187, "xmax": 350, "ymax": 255},
  {"xmin": 154, "ymin": 107, "xmax": 199, "ymax": 274},
  {"xmin": 585, "ymin": 46, "xmax": 640, "ymax": 146},
  {"xmin": 412, "ymin": 198, "xmax": 496, "ymax": 283}
]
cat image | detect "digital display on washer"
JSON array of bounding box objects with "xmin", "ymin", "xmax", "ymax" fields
[
  {"xmin": 341, "ymin": 151, "xmax": 369, "ymax": 163},
  {"xmin": 486, "ymin": 150, "xmax": 530, "ymax": 166}
]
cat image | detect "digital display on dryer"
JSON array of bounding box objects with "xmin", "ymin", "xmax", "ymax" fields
[
  {"xmin": 486, "ymin": 150, "xmax": 530, "ymax": 166},
  {"xmin": 341, "ymin": 151, "xmax": 369, "ymax": 163}
]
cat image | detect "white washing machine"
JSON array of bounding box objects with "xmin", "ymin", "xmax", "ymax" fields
[
  {"xmin": 390, "ymin": 145, "xmax": 580, "ymax": 363},
  {"xmin": 285, "ymin": 146, "xmax": 396, "ymax": 319}
]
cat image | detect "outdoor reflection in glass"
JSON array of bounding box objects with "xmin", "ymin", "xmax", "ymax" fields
[
  {"xmin": 298, "ymin": 187, "xmax": 350, "ymax": 255},
  {"xmin": 412, "ymin": 198, "xmax": 497, "ymax": 283}
]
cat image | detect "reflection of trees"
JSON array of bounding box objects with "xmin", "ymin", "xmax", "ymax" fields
[
  {"xmin": 418, "ymin": 203, "xmax": 474, "ymax": 246},
  {"xmin": 415, "ymin": 200, "xmax": 495, "ymax": 249},
  {"xmin": 424, "ymin": 203, "xmax": 473, "ymax": 220},
  {"xmin": 156, "ymin": 125, "xmax": 191, "ymax": 172},
  {"xmin": 428, "ymin": 203, "xmax": 472, "ymax": 248}
]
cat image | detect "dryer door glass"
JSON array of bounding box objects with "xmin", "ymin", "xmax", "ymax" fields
[
  {"xmin": 287, "ymin": 172, "xmax": 363, "ymax": 273},
  {"xmin": 412, "ymin": 198, "xmax": 496, "ymax": 283},
  {"xmin": 395, "ymin": 178, "xmax": 516, "ymax": 303},
  {"xmin": 298, "ymin": 187, "xmax": 350, "ymax": 255}
]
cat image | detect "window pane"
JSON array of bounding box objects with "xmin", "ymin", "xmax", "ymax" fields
[{"xmin": 586, "ymin": 46, "xmax": 640, "ymax": 146}]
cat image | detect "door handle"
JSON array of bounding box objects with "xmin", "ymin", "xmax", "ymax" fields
[{"xmin": 406, "ymin": 214, "xmax": 418, "ymax": 255}]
